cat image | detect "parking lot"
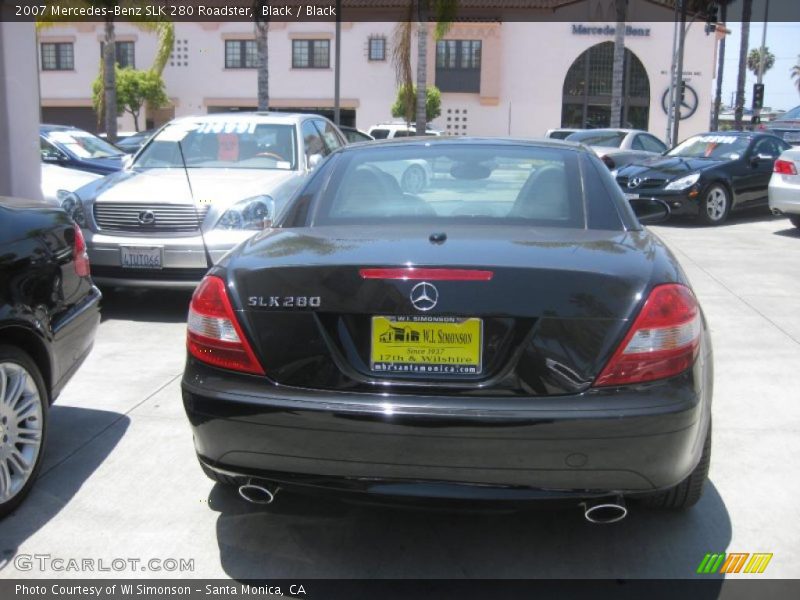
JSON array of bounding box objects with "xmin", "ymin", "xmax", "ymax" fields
[{"xmin": 1, "ymin": 211, "xmax": 799, "ymax": 580}]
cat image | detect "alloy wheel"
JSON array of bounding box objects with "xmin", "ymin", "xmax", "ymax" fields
[
  {"xmin": 704, "ymin": 186, "xmax": 728, "ymax": 223},
  {"xmin": 0, "ymin": 362, "xmax": 44, "ymax": 505}
]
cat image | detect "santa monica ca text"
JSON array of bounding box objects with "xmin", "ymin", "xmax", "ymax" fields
[{"xmin": 16, "ymin": 584, "xmax": 306, "ymax": 596}]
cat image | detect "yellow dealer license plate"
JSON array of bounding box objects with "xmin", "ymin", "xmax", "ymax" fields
[{"xmin": 371, "ymin": 316, "xmax": 482, "ymax": 375}]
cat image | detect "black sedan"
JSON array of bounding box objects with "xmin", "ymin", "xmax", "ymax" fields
[
  {"xmin": 40, "ymin": 124, "xmax": 125, "ymax": 175},
  {"xmin": 182, "ymin": 138, "xmax": 713, "ymax": 521},
  {"xmin": 614, "ymin": 131, "xmax": 790, "ymax": 225},
  {"xmin": 0, "ymin": 197, "xmax": 101, "ymax": 517}
]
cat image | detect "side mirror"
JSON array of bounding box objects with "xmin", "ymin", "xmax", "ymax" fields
[
  {"xmin": 750, "ymin": 153, "xmax": 774, "ymax": 167},
  {"xmin": 629, "ymin": 197, "xmax": 671, "ymax": 225},
  {"xmin": 307, "ymin": 153, "xmax": 323, "ymax": 170}
]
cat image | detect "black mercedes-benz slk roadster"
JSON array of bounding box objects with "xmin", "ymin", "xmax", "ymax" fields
[{"xmin": 182, "ymin": 138, "xmax": 713, "ymax": 522}]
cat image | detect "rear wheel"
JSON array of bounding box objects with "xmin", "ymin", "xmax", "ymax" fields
[
  {"xmin": 789, "ymin": 215, "xmax": 800, "ymax": 229},
  {"xmin": 698, "ymin": 184, "xmax": 730, "ymax": 226},
  {"xmin": 640, "ymin": 421, "xmax": 711, "ymax": 510},
  {"xmin": 401, "ymin": 165, "xmax": 427, "ymax": 194},
  {"xmin": 0, "ymin": 346, "xmax": 47, "ymax": 519}
]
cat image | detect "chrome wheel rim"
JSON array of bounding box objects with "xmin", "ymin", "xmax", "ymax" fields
[
  {"xmin": 0, "ymin": 362, "xmax": 43, "ymax": 504},
  {"xmin": 705, "ymin": 187, "xmax": 727, "ymax": 221},
  {"xmin": 402, "ymin": 166, "xmax": 425, "ymax": 193}
]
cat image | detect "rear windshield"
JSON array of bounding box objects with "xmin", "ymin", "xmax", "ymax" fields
[
  {"xmin": 307, "ymin": 144, "xmax": 614, "ymax": 229},
  {"xmin": 46, "ymin": 129, "xmax": 122, "ymax": 159},
  {"xmin": 565, "ymin": 130, "xmax": 626, "ymax": 148}
]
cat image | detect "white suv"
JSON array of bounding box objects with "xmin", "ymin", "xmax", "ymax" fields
[{"xmin": 368, "ymin": 122, "xmax": 443, "ymax": 139}]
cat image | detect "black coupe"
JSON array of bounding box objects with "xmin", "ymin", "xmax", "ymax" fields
[
  {"xmin": 614, "ymin": 131, "xmax": 790, "ymax": 225},
  {"xmin": 182, "ymin": 138, "xmax": 713, "ymax": 521},
  {"xmin": 0, "ymin": 197, "xmax": 101, "ymax": 517}
]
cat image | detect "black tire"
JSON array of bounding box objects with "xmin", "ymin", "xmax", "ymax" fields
[
  {"xmin": 640, "ymin": 421, "xmax": 711, "ymax": 510},
  {"xmin": 401, "ymin": 165, "xmax": 427, "ymax": 194},
  {"xmin": 789, "ymin": 214, "xmax": 800, "ymax": 229},
  {"xmin": 698, "ymin": 184, "xmax": 731, "ymax": 226},
  {"xmin": 0, "ymin": 345, "xmax": 48, "ymax": 519}
]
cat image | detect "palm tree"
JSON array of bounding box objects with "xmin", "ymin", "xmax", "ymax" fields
[
  {"xmin": 393, "ymin": 1, "xmax": 456, "ymax": 134},
  {"xmin": 711, "ymin": 2, "xmax": 728, "ymax": 131},
  {"xmin": 747, "ymin": 47, "xmax": 775, "ymax": 78},
  {"xmin": 792, "ymin": 56, "xmax": 800, "ymax": 94},
  {"xmin": 609, "ymin": 0, "xmax": 627, "ymax": 128},
  {"xmin": 254, "ymin": 1, "xmax": 269, "ymax": 111},
  {"xmin": 734, "ymin": 0, "xmax": 753, "ymax": 131}
]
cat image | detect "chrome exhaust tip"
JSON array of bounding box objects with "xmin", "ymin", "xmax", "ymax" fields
[
  {"xmin": 238, "ymin": 481, "xmax": 278, "ymax": 505},
  {"xmin": 583, "ymin": 497, "xmax": 627, "ymax": 524}
]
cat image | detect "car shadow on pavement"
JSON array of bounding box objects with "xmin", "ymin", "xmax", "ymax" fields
[
  {"xmin": 208, "ymin": 479, "xmax": 731, "ymax": 582},
  {"xmin": 0, "ymin": 406, "xmax": 129, "ymax": 573},
  {"xmin": 99, "ymin": 287, "xmax": 193, "ymax": 323},
  {"xmin": 658, "ymin": 210, "xmax": 783, "ymax": 229},
  {"xmin": 773, "ymin": 226, "xmax": 800, "ymax": 238}
]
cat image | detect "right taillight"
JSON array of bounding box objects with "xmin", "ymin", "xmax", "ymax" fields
[
  {"xmin": 594, "ymin": 284, "xmax": 702, "ymax": 387},
  {"xmin": 187, "ymin": 275, "xmax": 265, "ymax": 375},
  {"xmin": 774, "ymin": 159, "xmax": 798, "ymax": 175},
  {"xmin": 73, "ymin": 225, "xmax": 90, "ymax": 278}
]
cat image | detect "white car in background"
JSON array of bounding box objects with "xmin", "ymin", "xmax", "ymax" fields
[
  {"xmin": 565, "ymin": 128, "xmax": 667, "ymax": 170},
  {"xmin": 367, "ymin": 122, "xmax": 443, "ymax": 139},
  {"xmin": 40, "ymin": 163, "xmax": 102, "ymax": 205},
  {"xmin": 62, "ymin": 112, "xmax": 347, "ymax": 288},
  {"xmin": 769, "ymin": 147, "xmax": 800, "ymax": 229}
]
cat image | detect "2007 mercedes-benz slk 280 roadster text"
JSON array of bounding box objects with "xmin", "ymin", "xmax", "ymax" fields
[{"xmin": 182, "ymin": 138, "xmax": 713, "ymax": 522}]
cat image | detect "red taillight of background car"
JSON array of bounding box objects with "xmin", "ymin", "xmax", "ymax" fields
[
  {"xmin": 774, "ymin": 159, "xmax": 798, "ymax": 175},
  {"xmin": 187, "ymin": 276, "xmax": 265, "ymax": 375},
  {"xmin": 594, "ymin": 284, "xmax": 702, "ymax": 387},
  {"xmin": 73, "ymin": 225, "xmax": 90, "ymax": 278}
]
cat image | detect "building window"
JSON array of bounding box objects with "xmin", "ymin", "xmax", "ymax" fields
[
  {"xmin": 41, "ymin": 43, "xmax": 74, "ymax": 71},
  {"xmin": 368, "ymin": 37, "xmax": 386, "ymax": 61},
  {"xmin": 170, "ymin": 38, "xmax": 189, "ymax": 68},
  {"xmin": 225, "ymin": 40, "xmax": 257, "ymax": 69},
  {"xmin": 100, "ymin": 41, "xmax": 135, "ymax": 68},
  {"xmin": 435, "ymin": 40, "xmax": 481, "ymax": 93},
  {"xmin": 561, "ymin": 41, "xmax": 650, "ymax": 130},
  {"xmin": 292, "ymin": 39, "xmax": 330, "ymax": 69}
]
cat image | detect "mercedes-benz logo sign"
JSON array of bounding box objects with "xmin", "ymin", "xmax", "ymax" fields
[
  {"xmin": 410, "ymin": 282, "xmax": 438, "ymax": 311},
  {"xmin": 627, "ymin": 177, "xmax": 643, "ymax": 189},
  {"xmin": 138, "ymin": 210, "xmax": 156, "ymax": 225},
  {"xmin": 661, "ymin": 84, "xmax": 699, "ymax": 120}
]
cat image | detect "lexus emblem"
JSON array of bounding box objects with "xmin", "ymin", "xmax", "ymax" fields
[
  {"xmin": 410, "ymin": 282, "xmax": 438, "ymax": 311},
  {"xmin": 627, "ymin": 177, "xmax": 643, "ymax": 189},
  {"xmin": 138, "ymin": 210, "xmax": 156, "ymax": 225}
]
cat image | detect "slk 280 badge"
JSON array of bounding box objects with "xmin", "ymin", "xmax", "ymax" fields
[{"xmin": 248, "ymin": 296, "xmax": 321, "ymax": 308}]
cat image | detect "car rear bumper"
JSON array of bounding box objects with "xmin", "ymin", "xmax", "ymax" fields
[
  {"xmin": 51, "ymin": 285, "xmax": 102, "ymax": 400},
  {"xmin": 769, "ymin": 177, "xmax": 800, "ymax": 215},
  {"xmin": 182, "ymin": 352, "xmax": 713, "ymax": 501}
]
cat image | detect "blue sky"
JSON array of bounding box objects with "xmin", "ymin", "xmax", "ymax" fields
[{"xmin": 718, "ymin": 5, "xmax": 800, "ymax": 111}]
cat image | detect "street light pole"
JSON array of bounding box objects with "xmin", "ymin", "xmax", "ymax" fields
[
  {"xmin": 333, "ymin": 0, "xmax": 341, "ymax": 125},
  {"xmin": 671, "ymin": 0, "xmax": 687, "ymax": 147}
]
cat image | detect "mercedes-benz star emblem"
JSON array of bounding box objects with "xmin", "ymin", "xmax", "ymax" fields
[
  {"xmin": 138, "ymin": 210, "xmax": 156, "ymax": 225},
  {"xmin": 410, "ymin": 282, "xmax": 438, "ymax": 311},
  {"xmin": 627, "ymin": 177, "xmax": 643, "ymax": 189}
]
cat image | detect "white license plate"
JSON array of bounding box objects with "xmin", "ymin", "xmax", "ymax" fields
[
  {"xmin": 120, "ymin": 246, "xmax": 163, "ymax": 269},
  {"xmin": 625, "ymin": 193, "xmax": 640, "ymax": 200}
]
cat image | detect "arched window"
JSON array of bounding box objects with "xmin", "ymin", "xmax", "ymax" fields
[{"xmin": 561, "ymin": 41, "xmax": 650, "ymax": 129}]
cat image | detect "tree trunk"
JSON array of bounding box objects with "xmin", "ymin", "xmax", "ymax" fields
[
  {"xmin": 734, "ymin": 0, "xmax": 752, "ymax": 131},
  {"xmin": 131, "ymin": 111, "xmax": 139, "ymax": 132},
  {"xmin": 609, "ymin": 0, "xmax": 627, "ymax": 128},
  {"xmin": 256, "ymin": 19, "xmax": 269, "ymax": 111},
  {"xmin": 415, "ymin": 18, "xmax": 428, "ymax": 135},
  {"xmin": 711, "ymin": 3, "xmax": 727, "ymax": 131},
  {"xmin": 103, "ymin": 18, "xmax": 117, "ymax": 142}
]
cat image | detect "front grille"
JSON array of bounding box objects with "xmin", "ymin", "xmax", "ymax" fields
[
  {"xmin": 94, "ymin": 203, "xmax": 210, "ymax": 233},
  {"xmin": 616, "ymin": 177, "xmax": 668, "ymax": 190},
  {"xmin": 91, "ymin": 266, "xmax": 207, "ymax": 282}
]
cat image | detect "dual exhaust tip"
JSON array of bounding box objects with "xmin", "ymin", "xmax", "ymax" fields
[{"xmin": 237, "ymin": 479, "xmax": 627, "ymax": 523}]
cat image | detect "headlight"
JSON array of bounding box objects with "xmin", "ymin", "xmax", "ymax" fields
[
  {"xmin": 60, "ymin": 192, "xmax": 87, "ymax": 226},
  {"xmin": 665, "ymin": 173, "xmax": 701, "ymax": 191},
  {"xmin": 215, "ymin": 195, "xmax": 275, "ymax": 230}
]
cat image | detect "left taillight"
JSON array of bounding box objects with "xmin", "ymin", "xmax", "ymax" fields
[
  {"xmin": 594, "ymin": 284, "xmax": 702, "ymax": 387},
  {"xmin": 774, "ymin": 159, "xmax": 798, "ymax": 175},
  {"xmin": 187, "ymin": 275, "xmax": 265, "ymax": 375},
  {"xmin": 73, "ymin": 225, "xmax": 90, "ymax": 278}
]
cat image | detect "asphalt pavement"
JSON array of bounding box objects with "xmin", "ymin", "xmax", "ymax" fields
[{"xmin": 1, "ymin": 211, "xmax": 798, "ymax": 579}]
